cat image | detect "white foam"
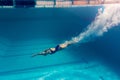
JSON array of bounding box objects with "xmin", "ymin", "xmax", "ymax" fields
[{"xmin": 64, "ymin": 4, "xmax": 120, "ymax": 45}]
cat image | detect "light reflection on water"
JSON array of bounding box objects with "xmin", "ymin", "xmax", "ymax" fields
[{"xmin": 38, "ymin": 70, "xmax": 96, "ymax": 80}]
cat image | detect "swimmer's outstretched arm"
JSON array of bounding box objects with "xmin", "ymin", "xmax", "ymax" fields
[{"xmin": 31, "ymin": 52, "xmax": 46, "ymax": 57}]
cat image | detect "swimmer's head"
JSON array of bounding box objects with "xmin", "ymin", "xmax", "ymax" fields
[{"xmin": 50, "ymin": 48, "xmax": 56, "ymax": 51}]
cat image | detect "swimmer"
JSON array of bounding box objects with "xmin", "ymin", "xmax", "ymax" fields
[{"xmin": 32, "ymin": 43, "xmax": 71, "ymax": 57}]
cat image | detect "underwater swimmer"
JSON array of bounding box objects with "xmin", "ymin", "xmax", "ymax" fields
[{"xmin": 32, "ymin": 43, "xmax": 70, "ymax": 57}]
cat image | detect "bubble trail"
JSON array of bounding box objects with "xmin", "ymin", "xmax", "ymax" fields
[{"xmin": 64, "ymin": 4, "xmax": 120, "ymax": 45}]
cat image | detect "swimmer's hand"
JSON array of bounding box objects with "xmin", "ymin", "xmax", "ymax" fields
[
  {"xmin": 31, "ymin": 53, "xmax": 39, "ymax": 57},
  {"xmin": 31, "ymin": 52, "xmax": 47, "ymax": 57}
]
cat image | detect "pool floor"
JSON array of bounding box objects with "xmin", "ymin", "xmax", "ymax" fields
[{"xmin": 0, "ymin": 60, "xmax": 119, "ymax": 80}]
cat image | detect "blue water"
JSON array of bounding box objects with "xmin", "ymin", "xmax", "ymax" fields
[{"xmin": 0, "ymin": 6, "xmax": 120, "ymax": 80}]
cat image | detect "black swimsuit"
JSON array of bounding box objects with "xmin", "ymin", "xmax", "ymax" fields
[{"xmin": 49, "ymin": 45, "xmax": 61, "ymax": 54}]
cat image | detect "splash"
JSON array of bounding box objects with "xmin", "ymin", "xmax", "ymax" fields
[{"xmin": 64, "ymin": 4, "xmax": 120, "ymax": 45}]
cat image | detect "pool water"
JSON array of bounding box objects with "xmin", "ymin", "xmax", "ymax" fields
[{"xmin": 0, "ymin": 6, "xmax": 120, "ymax": 80}]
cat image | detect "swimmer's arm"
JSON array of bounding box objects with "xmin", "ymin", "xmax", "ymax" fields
[{"xmin": 31, "ymin": 52, "xmax": 46, "ymax": 57}]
